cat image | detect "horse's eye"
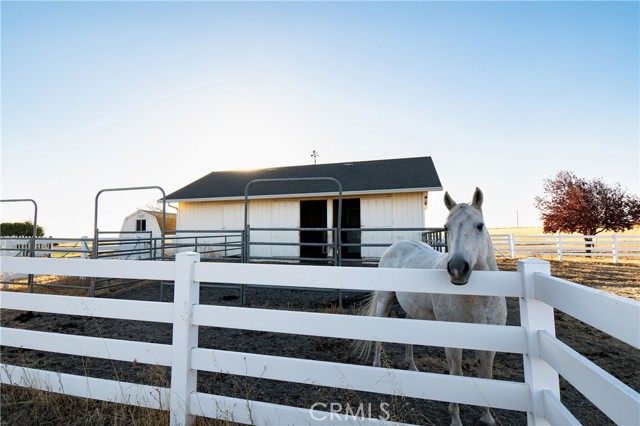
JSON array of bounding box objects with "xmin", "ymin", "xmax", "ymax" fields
[
  {"xmin": 443, "ymin": 226, "xmax": 448, "ymax": 232},
  {"xmin": 477, "ymin": 223, "xmax": 484, "ymax": 231}
]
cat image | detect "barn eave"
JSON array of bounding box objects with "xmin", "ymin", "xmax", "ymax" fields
[{"xmin": 167, "ymin": 186, "xmax": 443, "ymax": 203}]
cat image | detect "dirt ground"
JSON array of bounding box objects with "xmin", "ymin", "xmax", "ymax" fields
[{"xmin": 1, "ymin": 258, "xmax": 638, "ymax": 425}]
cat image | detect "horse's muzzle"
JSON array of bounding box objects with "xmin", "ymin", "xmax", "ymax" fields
[{"xmin": 447, "ymin": 258, "xmax": 471, "ymax": 285}]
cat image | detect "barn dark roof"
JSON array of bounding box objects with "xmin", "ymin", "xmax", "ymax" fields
[{"xmin": 166, "ymin": 156, "xmax": 442, "ymax": 201}]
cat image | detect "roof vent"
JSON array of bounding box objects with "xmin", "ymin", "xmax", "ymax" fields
[{"xmin": 343, "ymin": 163, "xmax": 353, "ymax": 166}]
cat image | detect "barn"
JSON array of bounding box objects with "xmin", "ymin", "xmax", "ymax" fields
[
  {"xmin": 165, "ymin": 156, "xmax": 442, "ymax": 261},
  {"xmin": 120, "ymin": 209, "xmax": 177, "ymax": 239},
  {"xmin": 113, "ymin": 210, "xmax": 177, "ymax": 260}
]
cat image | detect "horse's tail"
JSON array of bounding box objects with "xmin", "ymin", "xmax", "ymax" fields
[{"xmin": 351, "ymin": 291, "xmax": 379, "ymax": 361}]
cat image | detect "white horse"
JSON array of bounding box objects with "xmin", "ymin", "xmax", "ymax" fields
[{"xmin": 359, "ymin": 188, "xmax": 506, "ymax": 426}]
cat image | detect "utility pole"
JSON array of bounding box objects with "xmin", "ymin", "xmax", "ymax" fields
[{"xmin": 311, "ymin": 150, "xmax": 319, "ymax": 165}]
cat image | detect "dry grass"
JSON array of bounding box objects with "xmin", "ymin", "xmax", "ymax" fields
[
  {"xmin": 1, "ymin": 363, "xmax": 239, "ymax": 426},
  {"xmin": 1, "ymin": 275, "xmax": 91, "ymax": 296},
  {"xmin": 1, "ymin": 276, "xmax": 156, "ymax": 297},
  {"xmin": 1, "ymin": 364, "xmax": 172, "ymax": 426},
  {"xmin": 496, "ymin": 257, "xmax": 640, "ymax": 300}
]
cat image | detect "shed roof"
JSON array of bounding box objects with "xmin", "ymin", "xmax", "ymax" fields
[{"xmin": 166, "ymin": 156, "xmax": 442, "ymax": 202}]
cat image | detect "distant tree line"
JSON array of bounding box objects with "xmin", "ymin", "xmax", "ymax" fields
[{"xmin": 0, "ymin": 221, "xmax": 45, "ymax": 237}]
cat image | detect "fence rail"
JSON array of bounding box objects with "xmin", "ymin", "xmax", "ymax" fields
[
  {"xmin": 492, "ymin": 233, "xmax": 639, "ymax": 262},
  {"xmin": 1, "ymin": 254, "xmax": 638, "ymax": 425},
  {"xmin": 2, "ymin": 230, "xmax": 637, "ymax": 298},
  {"xmin": 2, "ymin": 231, "xmax": 638, "ymax": 266}
]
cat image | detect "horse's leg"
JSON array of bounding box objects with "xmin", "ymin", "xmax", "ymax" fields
[
  {"xmin": 445, "ymin": 347, "xmax": 463, "ymax": 426},
  {"xmin": 404, "ymin": 314, "xmax": 418, "ymax": 371},
  {"xmin": 404, "ymin": 344, "xmax": 418, "ymax": 371},
  {"xmin": 477, "ymin": 350, "xmax": 497, "ymax": 425},
  {"xmin": 373, "ymin": 341, "xmax": 384, "ymax": 368},
  {"xmin": 372, "ymin": 291, "xmax": 395, "ymax": 368}
]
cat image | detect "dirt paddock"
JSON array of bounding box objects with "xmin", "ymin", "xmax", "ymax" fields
[{"xmin": 1, "ymin": 258, "xmax": 639, "ymax": 425}]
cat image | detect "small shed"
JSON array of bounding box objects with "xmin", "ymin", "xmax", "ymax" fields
[
  {"xmin": 120, "ymin": 210, "xmax": 177, "ymax": 239},
  {"xmin": 165, "ymin": 157, "xmax": 442, "ymax": 260}
]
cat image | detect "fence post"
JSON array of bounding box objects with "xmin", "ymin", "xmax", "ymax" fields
[
  {"xmin": 80, "ymin": 236, "xmax": 89, "ymax": 260},
  {"xmin": 518, "ymin": 258, "xmax": 559, "ymax": 425},
  {"xmin": 170, "ymin": 252, "xmax": 200, "ymax": 426},
  {"xmin": 243, "ymin": 225, "xmax": 251, "ymax": 263},
  {"xmin": 556, "ymin": 234, "xmax": 563, "ymax": 262},
  {"xmin": 612, "ymin": 235, "xmax": 619, "ymax": 264},
  {"xmin": 509, "ymin": 234, "xmax": 516, "ymax": 258}
]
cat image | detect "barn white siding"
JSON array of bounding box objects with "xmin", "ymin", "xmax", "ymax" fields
[
  {"xmin": 360, "ymin": 196, "xmax": 393, "ymax": 259},
  {"xmin": 176, "ymin": 191, "xmax": 427, "ymax": 261},
  {"xmin": 269, "ymin": 200, "xmax": 299, "ymax": 259},
  {"xmin": 177, "ymin": 200, "xmax": 300, "ymax": 259},
  {"xmin": 177, "ymin": 202, "xmax": 213, "ymax": 230},
  {"xmin": 175, "ymin": 202, "xmax": 244, "ymax": 257},
  {"xmin": 360, "ymin": 193, "xmax": 426, "ymax": 258},
  {"xmin": 249, "ymin": 200, "xmax": 299, "ymax": 259},
  {"xmin": 393, "ymin": 192, "xmax": 426, "ymax": 240}
]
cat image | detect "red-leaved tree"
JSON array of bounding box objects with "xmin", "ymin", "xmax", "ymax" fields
[{"xmin": 534, "ymin": 171, "xmax": 640, "ymax": 250}]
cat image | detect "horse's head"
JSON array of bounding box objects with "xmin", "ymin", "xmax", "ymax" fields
[{"xmin": 442, "ymin": 187, "xmax": 491, "ymax": 285}]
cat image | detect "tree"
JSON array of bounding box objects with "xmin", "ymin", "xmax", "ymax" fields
[
  {"xmin": 0, "ymin": 221, "xmax": 45, "ymax": 237},
  {"xmin": 534, "ymin": 171, "xmax": 640, "ymax": 251}
]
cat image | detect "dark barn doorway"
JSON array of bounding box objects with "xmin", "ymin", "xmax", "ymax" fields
[
  {"xmin": 334, "ymin": 198, "xmax": 361, "ymax": 260},
  {"xmin": 300, "ymin": 200, "xmax": 327, "ymax": 261}
]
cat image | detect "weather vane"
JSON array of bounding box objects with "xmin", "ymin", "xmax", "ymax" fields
[{"xmin": 311, "ymin": 150, "xmax": 319, "ymax": 165}]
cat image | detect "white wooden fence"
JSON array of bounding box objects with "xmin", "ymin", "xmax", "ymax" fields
[
  {"xmin": 492, "ymin": 233, "xmax": 640, "ymax": 263},
  {"xmin": 0, "ymin": 254, "xmax": 638, "ymax": 426},
  {"xmin": 0, "ymin": 237, "xmax": 54, "ymax": 257}
]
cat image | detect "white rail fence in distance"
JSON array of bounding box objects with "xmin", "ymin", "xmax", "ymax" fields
[{"xmin": 491, "ymin": 233, "xmax": 639, "ymax": 262}]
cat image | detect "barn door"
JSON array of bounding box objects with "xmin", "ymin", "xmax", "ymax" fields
[
  {"xmin": 333, "ymin": 198, "xmax": 361, "ymax": 260},
  {"xmin": 300, "ymin": 200, "xmax": 328, "ymax": 262}
]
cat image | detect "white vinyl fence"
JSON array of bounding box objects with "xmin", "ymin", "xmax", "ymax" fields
[
  {"xmin": 0, "ymin": 254, "xmax": 638, "ymax": 426},
  {"xmin": 492, "ymin": 233, "xmax": 640, "ymax": 262}
]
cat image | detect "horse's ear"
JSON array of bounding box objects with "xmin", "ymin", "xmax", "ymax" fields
[
  {"xmin": 444, "ymin": 192, "xmax": 457, "ymax": 211},
  {"xmin": 471, "ymin": 187, "xmax": 483, "ymax": 210}
]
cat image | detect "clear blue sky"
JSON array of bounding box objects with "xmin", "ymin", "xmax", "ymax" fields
[{"xmin": 1, "ymin": 1, "xmax": 638, "ymax": 237}]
